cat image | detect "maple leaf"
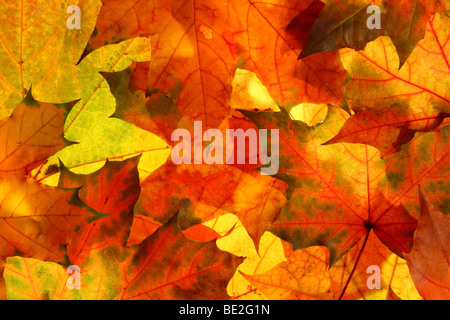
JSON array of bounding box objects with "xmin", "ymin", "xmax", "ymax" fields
[
  {"xmin": 58, "ymin": 156, "xmax": 142, "ymax": 238},
  {"xmin": 103, "ymin": 66, "xmax": 184, "ymax": 146},
  {"xmin": 340, "ymin": 14, "xmax": 449, "ymax": 119},
  {"xmin": 243, "ymin": 106, "xmax": 422, "ymax": 264},
  {"xmin": 381, "ymin": 124, "xmax": 450, "ymax": 219},
  {"xmin": 328, "ymin": 231, "xmax": 421, "ymax": 299},
  {"xmin": 299, "ymin": 0, "xmax": 446, "ymax": 68},
  {"xmin": 0, "ymin": 92, "xmax": 71, "ymax": 174},
  {"xmin": 4, "ymin": 214, "xmax": 243, "ymax": 300},
  {"xmin": 134, "ymin": 161, "xmax": 287, "ymax": 251},
  {"xmin": 0, "ymin": 0, "xmax": 102, "ymax": 119},
  {"xmin": 104, "ymin": 66, "xmax": 290, "ymax": 249},
  {"xmin": 3, "ymin": 257, "xmax": 70, "ymax": 300},
  {"xmin": 107, "ymin": 68, "xmax": 289, "ymax": 250},
  {"xmin": 324, "ymin": 14, "xmax": 450, "ymax": 158},
  {"xmin": 85, "ymin": 0, "xmax": 173, "ymax": 52},
  {"xmin": 4, "ymin": 216, "xmax": 244, "ymax": 300},
  {"xmin": 57, "ymin": 156, "xmax": 145, "ymax": 299},
  {"xmin": 299, "ymin": 0, "xmax": 382, "ymax": 59},
  {"xmin": 0, "ymin": 94, "xmax": 101, "ymax": 298},
  {"xmin": 121, "ymin": 214, "xmax": 244, "ymax": 300},
  {"xmin": 183, "ymin": 212, "xmax": 422, "ymax": 300},
  {"xmin": 404, "ymin": 187, "xmax": 450, "ymax": 299},
  {"xmin": 4, "ymin": 156, "xmax": 244, "ymax": 300},
  {"xmin": 1, "ymin": 0, "xmax": 449, "ymax": 301},
  {"xmin": 382, "ymin": 0, "xmax": 447, "ymax": 66},
  {"xmin": 180, "ymin": 213, "xmax": 288, "ymax": 300},
  {"xmin": 32, "ymin": 38, "xmax": 171, "ymax": 185},
  {"xmin": 242, "ymin": 103, "xmax": 450, "ymax": 297},
  {"xmin": 243, "ymin": 232, "xmax": 421, "ymax": 300},
  {"xmin": 242, "ymin": 243, "xmax": 333, "ymax": 300},
  {"xmin": 138, "ymin": 0, "xmax": 347, "ymax": 128},
  {"xmin": 325, "ymin": 107, "xmax": 449, "ymax": 158}
]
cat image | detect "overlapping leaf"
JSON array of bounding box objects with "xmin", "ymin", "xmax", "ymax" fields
[
  {"xmin": 323, "ymin": 14, "xmax": 450, "ymax": 159},
  {"xmin": 104, "ymin": 66, "xmax": 184, "ymax": 146},
  {"xmin": 300, "ymin": 0, "xmax": 446, "ymax": 67},
  {"xmin": 243, "ymin": 233, "xmax": 421, "ymax": 300},
  {"xmin": 325, "ymin": 107, "xmax": 449, "ymax": 158},
  {"xmin": 85, "ymin": 0, "xmax": 172, "ymax": 51},
  {"xmin": 4, "ymin": 216, "xmax": 244, "ymax": 300},
  {"xmin": 0, "ymin": 96, "xmax": 101, "ymax": 298},
  {"xmin": 244, "ymin": 106, "xmax": 423, "ymax": 264},
  {"xmin": 32, "ymin": 38, "xmax": 171, "ymax": 185},
  {"xmin": 141, "ymin": 0, "xmax": 347, "ymax": 128},
  {"xmin": 0, "ymin": 0, "xmax": 102, "ymax": 119},
  {"xmin": 341, "ymin": 18, "xmax": 449, "ymax": 110},
  {"xmin": 404, "ymin": 187, "xmax": 450, "ymax": 299},
  {"xmin": 4, "ymin": 157, "xmax": 244, "ymax": 299},
  {"xmin": 134, "ymin": 160, "xmax": 287, "ymax": 251},
  {"xmin": 1, "ymin": 0, "xmax": 449, "ymax": 301}
]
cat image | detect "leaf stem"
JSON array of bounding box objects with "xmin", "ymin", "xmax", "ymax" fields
[{"xmin": 338, "ymin": 228, "xmax": 371, "ymax": 300}]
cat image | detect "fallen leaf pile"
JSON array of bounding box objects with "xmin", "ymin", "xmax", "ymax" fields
[{"xmin": 0, "ymin": 0, "xmax": 449, "ymax": 300}]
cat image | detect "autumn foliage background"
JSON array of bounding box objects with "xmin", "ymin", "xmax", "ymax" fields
[{"xmin": 0, "ymin": 0, "xmax": 449, "ymax": 300}]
